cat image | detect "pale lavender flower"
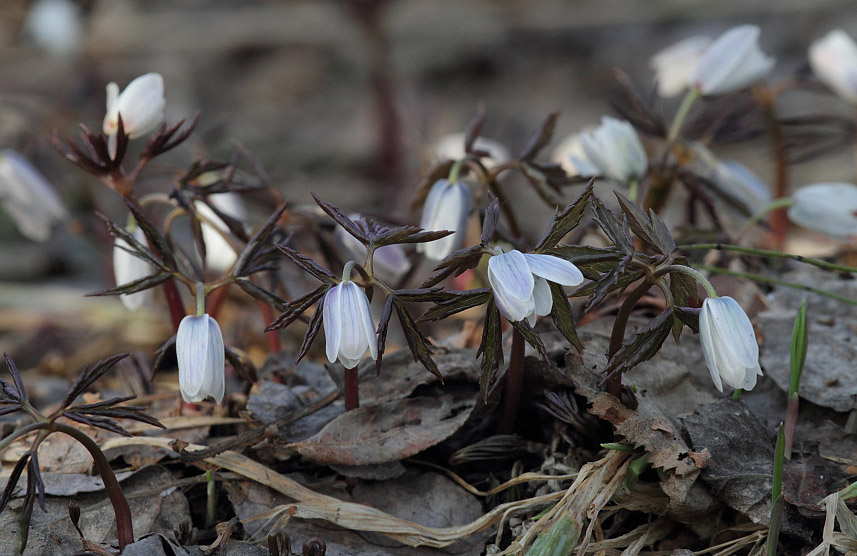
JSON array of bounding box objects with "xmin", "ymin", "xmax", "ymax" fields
[
  {"xmin": 0, "ymin": 150, "xmax": 66, "ymax": 242},
  {"xmin": 177, "ymin": 313, "xmax": 225, "ymax": 403},
  {"xmin": 112, "ymin": 227, "xmax": 155, "ymax": 311},
  {"xmin": 699, "ymin": 296, "xmax": 763, "ymax": 392},
  {"xmin": 417, "ymin": 179, "xmax": 471, "ymax": 261},
  {"xmin": 323, "ymin": 278, "xmax": 378, "ymax": 368},
  {"xmin": 691, "ymin": 25, "xmax": 774, "ymax": 96},
  {"xmin": 787, "ymin": 183, "xmax": 857, "ymax": 239}
]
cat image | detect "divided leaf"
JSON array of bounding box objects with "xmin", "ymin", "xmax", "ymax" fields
[
  {"xmin": 534, "ymin": 182, "xmax": 594, "ymax": 251},
  {"xmin": 392, "ymin": 298, "xmax": 441, "ymax": 381},
  {"xmin": 477, "ymin": 298, "xmax": 504, "ymax": 401},
  {"xmin": 549, "ymin": 281, "xmax": 582, "ymax": 352},
  {"xmin": 419, "ymin": 288, "xmax": 493, "ymax": 322},
  {"xmin": 604, "ymin": 308, "xmax": 674, "ymax": 379},
  {"xmin": 420, "ymin": 244, "xmax": 486, "ymax": 288},
  {"xmin": 592, "ymin": 195, "xmax": 634, "ymax": 255},
  {"xmin": 614, "ymin": 192, "xmax": 675, "ymax": 256}
]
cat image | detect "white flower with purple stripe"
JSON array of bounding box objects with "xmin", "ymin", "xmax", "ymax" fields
[
  {"xmin": 487, "ymin": 248, "xmax": 584, "ymax": 325},
  {"xmin": 323, "ymin": 277, "xmax": 378, "ymax": 368}
]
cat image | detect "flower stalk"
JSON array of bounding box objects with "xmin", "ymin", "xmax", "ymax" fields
[{"xmin": 498, "ymin": 330, "xmax": 526, "ymax": 434}]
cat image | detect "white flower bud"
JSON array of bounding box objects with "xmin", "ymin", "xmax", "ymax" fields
[
  {"xmin": 24, "ymin": 0, "xmax": 83, "ymax": 58},
  {"xmin": 787, "ymin": 183, "xmax": 857, "ymax": 239},
  {"xmin": 432, "ymin": 133, "xmax": 510, "ymax": 169},
  {"xmin": 649, "ymin": 36, "xmax": 712, "ymax": 98},
  {"xmin": 550, "ymin": 133, "xmax": 600, "ymax": 177},
  {"xmin": 691, "ymin": 144, "xmax": 771, "ymax": 213},
  {"xmin": 487, "ymin": 249, "xmax": 584, "ymax": 325},
  {"xmin": 417, "ymin": 179, "xmax": 471, "ymax": 261},
  {"xmin": 335, "ymin": 215, "xmax": 410, "ymax": 281},
  {"xmin": 0, "ymin": 150, "xmax": 66, "ymax": 242},
  {"xmin": 578, "ymin": 116, "xmax": 648, "ymax": 183},
  {"xmin": 177, "ymin": 313, "xmax": 225, "ymax": 403},
  {"xmin": 195, "ymin": 193, "xmax": 247, "ymax": 273},
  {"xmin": 103, "ymin": 73, "xmax": 166, "ymax": 157},
  {"xmin": 323, "ymin": 279, "xmax": 378, "ymax": 369},
  {"xmin": 809, "ymin": 30, "xmax": 857, "ymax": 104},
  {"xmin": 112, "ymin": 227, "xmax": 155, "ymax": 311},
  {"xmin": 699, "ymin": 296, "xmax": 763, "ymax": 392},
  {"xmin": 691, "ymin": 25, "xmax": 774, "ymax": 96}
]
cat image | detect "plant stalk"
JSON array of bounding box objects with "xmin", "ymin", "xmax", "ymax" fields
[
  {"xmin": 344, "ymin": 367, "xmax": 360, "ymax": 411},
  {"xmin": 498, "ymin": 330, "xmax": 525, "ymax": 435},
  {"xmin": 606, "ymin": 280, "xmax": 653, "ymax": 398}
]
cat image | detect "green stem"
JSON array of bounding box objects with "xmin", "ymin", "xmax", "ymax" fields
[
  {"xmin": 658, "ymin": 264, "xmax": 717, "ymax": 298},
  {"xmin": 667, "ymin": 88, "xmax": 700, "ymax": 143},
  {"xmin": 627, "ymin": 178, "xmax": 639, "ymax": 204},
  {"xmin": 732, "ymin": 388, "xmax": 742, "ymax": 399},
  {"xmin": 737, "ymin": 198, "xmax": 796, "ymax": 239},
  {"xmin": 194, "ymin": 281, "xmax": 205, "ymax": 317},
  {"xmin": 680, "ymin": 243, "xmax": 857, "ymax": 275},
  {"xmin": 448, "ymin": 158, "xmax": 466, "ymax": 183},
  {"xmin": 695, "ymin": 264, "xmax": 857, "ymax": 306},
  {"xmin": 206, "ymin": 470, "xmax": 216, "ymax": 527}
]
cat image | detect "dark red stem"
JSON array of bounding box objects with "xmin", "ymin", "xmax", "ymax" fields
[
  {"xmin": 258, "ymin": 301, "xmax": 281, "ymax": 354},
  {"xmin": 207, "ymin": 284, "xmax": 230, "ymax": 321},
  {"xmin": 784, "ymin": 393, "xmax": 799, "ymax": 459},
  {"xmin": 498, "ymin": 330, "xmax": 526, "ymax": 434},
  {"xmin": 760, "ymin": 89, "xmax": 789, "ymax": 250},
  {"xmin": 605, "ymin": 281, "xmax": 652, "ymax": 399},
  {"xmin": 162, "ymin": 279, "xmax": 185, "ymax": 332},
  {"xmin": 344, "ymin": 367, "xmax": 360, "ymax": 411}
]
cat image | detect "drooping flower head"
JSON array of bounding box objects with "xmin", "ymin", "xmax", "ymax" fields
[
  {"xmin": 787, "ymin": 183, "xmax": 857, "ymax": 239},
  {"xmin": 649, "ymin": 35, "xmax": 712, "ymax": 98},
  {"xmin": 0, "ymin": 150, "xmax": 67, "ymax": 242},
  {"xmin": 323, "ymin": 268, "xmax": 378, "ymax": 369},
  {"xmin": 691, "ymin": 25, "xmax": 774, "ymax": 96},
  {"xmin": 487, "ymin": 247, "xmax": 584, "ymax": 325},
  {"xmin": 578, "ymin": 116, "xmax": 648, "ymax": 184},
  {"xmin": 699, "ymin": 296, "xmax": 763, "ymax": 392},
  {"xmin": 113, "ymin": 226, "xmax": 155, "ymax": 311},
  {"xmin": 809, "ymin": 30, "xmax": 857, "ymax": 104},
  {"xmin": 195, "ymin": 192, "xmax": 247, "ymax": 273},
  {"xmin": 417, "ymin": 179, "xmax": 471, "ymax": 261},
  {"xmin": 176, "ymin": 283, "xmax": 225, "ymax": 403}
]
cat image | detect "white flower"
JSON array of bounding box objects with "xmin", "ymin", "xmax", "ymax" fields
[
  {"xmin": 103, "ymin": 73, "xmax": 165, "ymax": 157},
  {"xmin": 787, "ymin": 183, "xmax": 857, "ymax": 239},
  {"xmin": 417, "ymin": 179, "xmax": 470, "ymax": 261},
  {"xmin": 0, "ymin": 150, "xmax": 66, "ymax": 242},
  {"xmin": 550, "ymin": 133, "xmax": 600, "ymax": 177},
  {"xmin": 432, "ymin": 132, "xmax": 510, "ymax": 169},
  {"xmin": 578, "ymin": 116, "xmax": 648, "ymax": 183},
  {"xmin": 699, "ymin": 296, "xmax": 763, "ymax": 392},
  {"xmin": 177, "ymin": 313, "xmax": 225, "ymax": 403},
  {"xmin": 335, "ymin": 215, "xmax": 410, "ymax": 281},
  {"xmin": 691, "ymin": 144, "xmax": 771, "ymax": 212},
  {"xmin": 487, "ymin": 249, "xmax": 584, "ymax": 325},
  {"xmin": 113, "ymin": 227, "xmax": 155, "ymax": 311},
  {"xmin": 691, "ymin": 25, "xmax": 774, "ymax": 96},
  {"xmin": 195, "ymin": 193, "xmax": 247, "ymax": 273},
  {"xmin": 323, "ymin": 279, "xmax": 378, "ymax": 369},
  {"xmin": 650, "ymin": 35, "xmax": 712, "ymax": 98},
  {"xmin": 809, "ymin": 30, "xmax": 857, "ymax": 104},
  {"xmin": 24, "ymin": 0, "xmax": 83, "ymax": 58}
]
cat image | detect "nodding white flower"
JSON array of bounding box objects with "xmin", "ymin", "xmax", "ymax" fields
[
  {"xmin": 649, "ymin": 36, "xmax": 712, "ymax": 98},
  {"xmin": 0, "ymin": 150, "xmax": 66, "ymax": 242},
  {"xmin": 24, "ymin": 0, "xmax": 83, "ymax": 58},
  {"xmin": 487, "ymin": 248, "xmax": 584, "ymax": 325},
  {"xmin": 699, "ymin": 296, "xmax": 763, "ymax": 392},
  {"xmin": 432, "ymin": 132, "xmax": 510, "ymax": 169},
  {"xmin": 691, "ymin": 25, "xmax": 774, "ymax": 96},
  {"xmin": 113, "ymin": 227, "xmax": 155, "ymax": 311},
  {"xmin": 103, "ymin": 73, "xmax": 165, "ymax": 157},
  {"xmin": 787, "ymin": 183, "xmax": 857, "ymax": 239},
  {"xmin": 691, "ymin": 144, "xmax": 771, "ymax": 212},
  {"xmin": 417, "ymin": 179, "xmax": 471, "ymax": 261},
  {"xmin": 335, "ymin": 216, "xmax": 410, "ymax": 281},
  {"xmin": 809, "ymin": 30, "xmax": 857, "ymax": 104},
  {"xmin": 550, "ymin": 133, "xmax": 600, "ymax": 177},
  {"xmin": 578, "ymin": 116, "xmax": 648, "ymax": 183},
  {"xmin": 195, "ymin": 193, "xmax": 247, "ymax": 273},
  {"xmin": 177, "ymin": 313, "xmax": 225, "ymax": 403},
  {"xmin": 323, "ymin": 278, "xmax": 378, "ymax": 369}
]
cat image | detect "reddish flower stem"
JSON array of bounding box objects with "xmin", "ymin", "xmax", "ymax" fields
[
  {"xmin": 162, "ymin": 279, "xmax": 185, "ymax": 333},
  {"xmin": 207, "ymin": 284, "xmax": 230, "ymax": 320},
  {"xmin": 344, "ymin": 367, "xmax": 360, "ymax": 411},
  {"xmin": 258, "ymin": 301, "xmax": 281, "ymax": 354},
  {"xmin": 498, "ymin": 330, "xmax": 525, "ymax": 434},
  {"xmin": 605, "ymin": 281, "xmax": 652, "ymax": 399}
]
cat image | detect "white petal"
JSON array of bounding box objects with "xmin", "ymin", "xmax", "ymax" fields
[
  {"xmin": 488, "ymin": 250, "xmax": 535, "ymax": 322},
  {"xmin": 419, "ymin": 180, "xmax": 470, "ymax": 261},
  {"xmin": 578, "ymin": 117, "xmax": 646, "ymax": 182},
  {"xmin": 432, "ymin": 132, "xmax": 510, "ymax": 169},
  {"xmin": 177, "ymin": 314, "xmax": 224, "ymax": 403},
  {"xmin": 523, "ymin": 254, "xmax": 584, "ymax": 286},
  {"xmin": 0, "ymin": 150, "xmax": 67, "ymax": 242},
  {"xmin": 323, "ymin": 284, "xmax": 343, "ymax": 364},
  {"xmin": 337, "ymin": 282, "xmax": 372, "ymax": 366},
  {"xmin": 698, "ymin": 301, "xmax": 724, "ymax": 392},
  {"xmin": 195, "ymin": 201, "xmax": 239, "ymax": 272},
  {"xmin": 113, "ymin": 227, "xmax": 155, "ymax": 311},
  {"xmin": 532, "ymin": 276, "xmax": 553, "ymax": 317},
  {"xmin": 113, "ymin": 73, "xmax": 166, "ymax": 138},
  {"xmin": 788, "ymin": 183, "xmax": 857, "ymax": 239},
  {"xmin": 103, "ymin": 82, "xmax": 120, "ymax": 134},
  {"xmin": 649, "ymin": 35, "xmax": 712, "ymax": 97},
  {"xmin": 809, "ymin": 30, "xmax": 857, "ymax": 104},
  {"xmin": 692, "ymin": 25, "xmax": 774, "ymax": 96},
  {"xmin": 356, "ymin": 284, "xmax": 378, "ymax": 361},
  {"xmin": 24, "ymin": 0, "xmax": 83, "ymax": 58}
]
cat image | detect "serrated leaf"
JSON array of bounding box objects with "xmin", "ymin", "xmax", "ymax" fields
[
  {"xmin": 392, "ymin": 298, "xmax": 441, "ymax": 381},
  {"xmin": 520, "ymin": 161, "xmax": 564, "ymax": 207},
  {"xmin": 592, "ymin": 195, "xmax": 634, "ymax": 254},
  {"xmin": 296, "ymin": 305, "xmax": 324, "ymax": 364},
  {"xmin": 312, "ymin": 193, "xmax": 369, "ymax": 243},
  {"xmin": 98, "ymin": 213, "xmax": 166, "ymax": 269},
  {"xmin": 477, "ymin": 299, "xmax": 503, "ymax": 401},
  {"xmin": 123, "ymin": 199, "xmax": 177, "ymax": 269},
  {"xmin": 534, "ymin": 182, "xmax": 594, "ymax": 251},
  {"xmin": 520, "ymin": 111, "xmax": 559, "ymax": 161},
  {"xmin": 62, "ymin": 410, "xmax": 132, "ymax": 437},
  {"xmin": 509, "ymin": 319, "xmax": 549, "ymax": 361},
  {"xmin": 669, "ymin": 258, "xmax": 699, "ymax": 343},
  {"xmin": 276, "ymin": 244, "xmax": 337, "ymax": 283},
  {"xmin": 373, "ymin": 226, "xmax": 452, "ymax": 247},
  {"xmin": 152, "ymin": 334, "xmax": 176, "ymax": 375},
  {"xmin": 375, "ymin": 295, "xmax": 394, "ymax": 376},
  {"xmin": 267, "ymin": 284, "xmax": 328, "ymax": 331},
  {"xmin": 233, "ymin": 203, "xmax": 288, "ymax": 276},
  {"xmin": 481, "ymin": 194, "xmax": 500, "ymax": 243},
  {"xmin": 234, "ymin": 278, "xmax": 287, "ymax": 309},
  {"xmin": 674, "ymin": 306, "xmax": 700, "ymax": 333},
  {"xmin": 62, "ymin": 353, "xmax": 130, "ymax": 408},
  {"xmin": 388, "ymin": 287, "xmax": 447, "ymax": 303},
  {"xmin": 578, "ymin": 254, "xmax": 640, "ymax": 312},
  {"xmin": 419, "ymin": 289, "xmax": 493, "ymax": 322},
  {"xmin": 604, "ymin": 308, "xmax": 674, "ymax": 379},
  {"xmin": 86, "ymin": 272, "xmax": 172, "ymax": 297},
  {"xmin": 549, "ymin": 281, "xmax": 582, "ymax": 352},
  {"xmin": 420, "ymin": 244, "xmax": 486, "ymax": 288}
]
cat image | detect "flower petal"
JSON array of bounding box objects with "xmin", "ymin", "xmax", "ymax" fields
[
  {"xmin": 322, "ymin": 284, "xmax": 342, "ymax": 364},
  {"xmin": 338, "ymin": 282, "xmax": 371, "ymax": 365},
  {"xmin": 532, "ymin": 276, "xmax": 553, "ymax": 317},
  {"xmin": 113, "ymin": 227, "xmax": 155, "ymax": 311},
  {"xmin": 698, "ymin": 300, "xmax": 724, "ymax": 392},
  {"xmin": 788, "ymin": 183, "xmax": 857, "ymax": 239},
  {"xmin": 523, "ymin": 254, "xmax": 584, "ymax": 287},
  {"xmin": 418, "ymin": 180, "xmax": 471, "ymax": 261},
  {"xmin": 488, "ymin": 250, "xmax": 535, "ymax": 322},
  {"xmin": 177, "ymin": 314, "xmax": 226, "ymax": 403}
]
